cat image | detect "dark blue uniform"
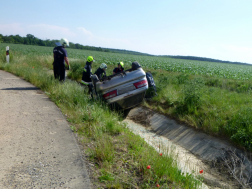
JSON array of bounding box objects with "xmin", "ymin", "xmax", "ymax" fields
[
  {"xmin": 94, "ymin": 67, "xmax": 106, "ymax": 80},
  {"xmin": 81, "ymin": 61, "xmax": 93, "ymax": 94},
  {"xmin": 81, "ymin": 62, "xmax": 92, "ymax": 84},
  {"xmin": 53, "ymin": 46, "xmax": 68, "ymax": 81},
  {"xmin": 113, "ymin": 67, "xmax": 124, "ymax": 74}
]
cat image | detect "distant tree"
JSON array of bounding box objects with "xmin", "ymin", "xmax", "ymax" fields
[
  {"xmin": 26, "ymin": 34, "xmax": 36, "ymax": 45},
  {"xmin": 69, "ymin": 42, "xmax": 76, "ymax": 49},
  {"xmin": 75, "ymin": 43, "xmax": 82, "ymax": 49},
  {"xmin": 44, "ymin": 39, "xmax": 50, "ymax": 46},
  {"xmin": 26, "ymin": 34, "xmax": 35, "ymax": 39},
  {"xmin": 3, "ymin": 35, "xmax": 14, "ymax": 43},
  {"xmin": 13, "ymin": 35, "xmax": 24, "ymax": 44},
  {"xmin": 24, "ymin": 37, "xmax": 29, "ymax": 45},
  {"xmin": 37, "ymin": 39, "xmax": 45, "ymax": 46},
  {"xmin": 0, "ymin": 33, "xmax": 156, "ymax": 56}
]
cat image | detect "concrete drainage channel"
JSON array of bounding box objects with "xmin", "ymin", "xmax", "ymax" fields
[{"xmin": 124, "ymin": 107, "xmax": 252, "ymax": 189}]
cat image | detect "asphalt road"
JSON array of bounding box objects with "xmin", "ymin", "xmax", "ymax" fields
[{"xmin": 0, "ymin": 70, "xmax": 91, "ymax": 188}]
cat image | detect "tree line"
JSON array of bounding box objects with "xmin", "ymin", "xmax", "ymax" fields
[
  {"xmin": 0, "ymin": 34, "xmax": 112, "ymax": 52},
  {"xmin": 0, "ymin": 33, "xmax": 249, "ymax": 65},
  {"xmin": 0, "ymin": 33, "xmax": 150, "ymax": 56},
  {"xmin": 159, "ymin": 55, "xmax": 250, "ymax": 66}
]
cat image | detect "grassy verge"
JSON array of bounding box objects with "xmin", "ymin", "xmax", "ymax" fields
[
  {"xmin": 145, "ymin": 70, "xmax": 252, "ymax": 151},
  {"xmin": 0, "ymin": 54, "xmax": 202, "ymax": 188},
  {"xmin": 66, "ymin": 60, "xmax": 252, "ymax": 152}
]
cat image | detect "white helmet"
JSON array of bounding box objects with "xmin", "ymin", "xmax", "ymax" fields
[
  {"xmin": 60, "ymin": 38, "xmax": 69, "ymax": 47},
  {"xmin": 100, "ymin": 63, "xmax": 107, "ymax": 69}
]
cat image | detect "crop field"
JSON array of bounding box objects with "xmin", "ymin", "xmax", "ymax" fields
[{"xmin": 1, "ymin": 43, "xmax": 252, "ymax": 80}]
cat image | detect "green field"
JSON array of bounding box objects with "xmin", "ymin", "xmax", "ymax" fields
[{"xmin": 2, "ymin": 43, "xmax": 252, "ymax": 80}]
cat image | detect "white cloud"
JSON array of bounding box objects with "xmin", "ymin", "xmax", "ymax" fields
[
  {"xmin": 0, "ymin": 23, "xmax": 76, "ymax": 40},
  {"xmin": 0, "ymin": 23, "xmax": 25, "ymax": 35},
  {"xmin": 77, "ymin": 27, "xmax": 93, "ymax": 36},
  {"xmin": 75, "ymin": 26, "xmax": 131, "ymax": 48},
  {"xmin": 27, "ymin": 24, "xmax": 76, "ymax": 39},
  {"xmin": 96, "ymin": 36, "xmax": 131, "ymax": 47}
]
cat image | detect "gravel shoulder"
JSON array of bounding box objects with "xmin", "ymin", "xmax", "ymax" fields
[{"xmin": 0, "ymin": 70, "xmax": 91, "ymax": 188}]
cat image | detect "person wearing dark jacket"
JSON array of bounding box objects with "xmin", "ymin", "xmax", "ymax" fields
[
  {"xmin": 94, "ymin": 63, "xmax": 107, "ymax": 80},
  {"xmin": 113, "ymin": 62, "xmax": 124, "ymax": 74},
  {"xmin": 81, "ymin": 56, "xmax": 94, "ymax": 84},
  {"xmin": 81, "ymin": 56, "xmax": 95, "ymax": 94},
  {"xmin": 53, "ymin": 38, "xmax": 70, "ymax": 81}
]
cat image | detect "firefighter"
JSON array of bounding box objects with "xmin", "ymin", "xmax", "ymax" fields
[
  {"xmin": 53, "ymin": 38, "xmax": 70, "ymax": 81},
  {"xmin": 145, "ymin": 72, "xmax": 157, "ymax": 98},
  {"xmin": 81, "ymin": 56, "xmax": 95, "ymax": 94},
  {"xmin": 113, "ymin": 62, "xmax": 124, "ymax": 74},
  {"xmin": 94, "ymin": 63, "xmax": 107, "ymax": 80}
]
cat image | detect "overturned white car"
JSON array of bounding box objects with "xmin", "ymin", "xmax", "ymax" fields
[{"xmin": 90, "ymin": 62, "xmax": 149, "ymax": 110}]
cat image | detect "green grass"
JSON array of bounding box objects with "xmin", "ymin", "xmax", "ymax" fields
[
  {"xmin": 145, "ymin": 71, "xmax": 252, "ymax": 151},
  {"xmin": 1, "ymin": 42, "xmax": 251, "ymax": 151},
  {"xmin": 0, "ymin": 45, "xmax": 202, "ymax": 188},
  {"xmin": 65, "ymin": 55, "xmax": 252, "ymax": 151}
]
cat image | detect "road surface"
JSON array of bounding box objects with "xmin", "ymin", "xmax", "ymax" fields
[{"xmin": 0, "ymin": 70, "xmax": 91, "ymax": 188}]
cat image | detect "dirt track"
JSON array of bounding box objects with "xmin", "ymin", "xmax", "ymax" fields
[{"xmin": 0, "ymin": 70, "xmax": 91, "ymax": 188}]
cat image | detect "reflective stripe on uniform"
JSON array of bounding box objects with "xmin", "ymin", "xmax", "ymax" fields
[{"xmin": 81, "ymin": 80, "xmax": 90, "ymax": 85}]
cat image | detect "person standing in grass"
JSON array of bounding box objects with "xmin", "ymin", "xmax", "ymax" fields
[
  {"xmin": 113, "ymin": 62, "xmax": 124, "ymax": 74},
  {"xmin": 81, "ymin": 56, "xmax": 95, "ymax": 94},
  {"xmin": 94, "ymin": 63, "xmax": 107, "ymax": 80},
  {"xmin": 53, "ymin": 38, "xmax": 70, "ymax": 81}
]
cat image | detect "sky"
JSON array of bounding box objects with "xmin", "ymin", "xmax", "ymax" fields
[{"xmin": 1, "ymin": 0, "xmax": 252, "ymax": 63}]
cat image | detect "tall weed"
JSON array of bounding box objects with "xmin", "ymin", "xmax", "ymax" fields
[
  {"xmin": 67, "ymin": 62, "xmax": 83, "ymax": 80},
  {"xmin": 226, "ymin": 108, "xmax": 252, "ymax": 150},
  {"xmin": 175, "ymin": 79, "xmax": 203, "ymax": 115},
  {"xmin": 93, "ymin": 136, "xmax": 115, "ymax": 163}
]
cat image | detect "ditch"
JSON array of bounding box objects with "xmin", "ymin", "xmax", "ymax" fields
[{"xmin": 124, "ymin": 106, "xmax": 252, "ymax": 189}]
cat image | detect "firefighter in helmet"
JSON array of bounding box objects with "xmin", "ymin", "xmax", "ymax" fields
[
  {"xmin": 81, "ymin": 56, "xmax": 95, "ymax": 94},
  {"xmin": 53, "ymin": 38, "xmax": 70, "ymax": 81},
  {"xmin": 113, "ymin": 61, "xmax": 124, "ymax": 74}
]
